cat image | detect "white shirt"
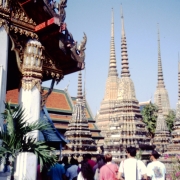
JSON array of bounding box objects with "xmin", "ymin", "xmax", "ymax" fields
[
  {"xmin": 119, "ymin": 158, "xmax": 147, "ymax": 180},
  {"xmin": 66, "ymin": 164, "xmax": 78, "ymax": 180},
  {"xmin": 147, "ymin": 161, "xmax": 166, "ymax": 180}
]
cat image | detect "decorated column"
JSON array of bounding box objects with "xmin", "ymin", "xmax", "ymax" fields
[
  {"xmin": 18, "ymin": 39, "xmax": 44, "ymax": 139},
  {"xmin": 14, "ymin": 39, "xmax": 44, "ymax": 180},
  {"xmin": 0, "ymin": 25, "xmax": 9, "ymax": 128}
]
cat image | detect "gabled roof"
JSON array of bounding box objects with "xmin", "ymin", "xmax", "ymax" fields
[
  {"xmin": 6, "ymin": 88, "xmax": 103, "ymax": 140},
  {"xmin": 43, "ymin": 88, "xmax": 73, "ymax": 114},
  {"xmin": 40, "ymin": 107, "xmax": 68, "ymax": 144}
]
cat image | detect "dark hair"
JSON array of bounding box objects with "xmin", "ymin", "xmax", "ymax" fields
[
  {"xmin": 81, "ymin": 161, "xmax": 94, "ymax": 180},
  {"xmin": 126, "ymin": 146, "xmax": 137, "ymax": 157},
  {"xmin": 97, "ymin": 155, "xmax": 106, "ymax": 169},
  {"xmin": 62, "ymin": 156, "xmax": 68, "ymax": 164},
  {"xmin": 85, "ymin": 153, "xmax": 92, "ymax": 159},
  {"xmin": 151, "ymin": 150, "xmax": 160, "ymax": 159},
  {"xmin": 70, "ymin": 157, "xmax": 78, "ymax": 165},
  {"xmin": 105, "ymin": 153, "xmax": 112, "ymax": 162}
]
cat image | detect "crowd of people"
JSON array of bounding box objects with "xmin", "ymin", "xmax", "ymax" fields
[{"xmin": 38, "ymin": 146, "xmax": 166, "ymax": 180}]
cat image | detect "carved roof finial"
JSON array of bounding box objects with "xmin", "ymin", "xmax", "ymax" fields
[
  {"xmin": 157, "ymin": 24, "xmax": 165, "ymax": 88},
  {"xmin": 77, "ymin": 71, "xmax": 83, "ymax": 99},
  {"xmin": 120, "ymin": 5, "xmax": 130, "ymax": 77},
  {"xmin": 108, "ymin": 8, "xmax": 118, "ymax": 77}
]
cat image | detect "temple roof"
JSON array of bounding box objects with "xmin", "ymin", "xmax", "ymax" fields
[
  {"xmin": 2, "ymin": 0, "xmax": 86, "ymax": 90},
  {"xmin": 6, "ymin": 88, "xmax": 103, "ymax": 140},
  {"xmin": 39, "ymin": 106, "xmax": 68, "ymax": 144}
]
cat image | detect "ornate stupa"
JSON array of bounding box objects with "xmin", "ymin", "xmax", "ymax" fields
[
  {"xmin": 166, "ymin": 61, "xmax": 180, "ymax": 154},
  {"xmin": 154, "ymin": 26, "xmax": 170, "ymax": 116},
  {"xmin": 160, "ymin": 61, "xmax": 180, "ymax": 174},
  {"xmin": 96, "ymin": 9, "xmax": 119, "ymax": 138},
  {"xmin": 153, "ymin": 94, "xmax": 171, "ymax": 153},
  {"xmin": 104, "ymin": 7, "xmax": 151, "ymax": 163},
  {"xmin": 63, "ymin": 71, "xmax": 97, "ymax": 158}
]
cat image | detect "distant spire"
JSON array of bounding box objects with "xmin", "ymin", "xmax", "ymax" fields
[
  {"xmin": 120, "ymin": 5, "xmax": 130, "ymax": 77},
  {"xmin": 178, "ymin": 54, "xmax": 180, "ymax": 100},
  {"xmin": 157, "ymin": 24, "xmax": 165, "ymax": 88},
  {"xmin": 108, "ymin": 8, "xmax": 118, "ymax": 77},
  {"xmin": 77, "ymin": 71, "xmax": 83, "ymax": 99}
]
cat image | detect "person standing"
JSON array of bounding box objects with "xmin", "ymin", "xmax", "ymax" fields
[
  {"xmin": 62, "ymin": 156, "xmax": 71, "ymax": 172},
  {"xmin": 147, "ymin": 150, "xmax": 166, "ymax": 180},
  {"xmin": 66, "ymin": 157, "xmax": 78, "ymax": 180},
  {"xmin": 77, "ymin": 161, "xmax": 94, "ymax": 180},
  {"xmin": 85, "ymin": 154, "xmax": 96, "ymax": 169},
  {"xmin": 99, "ymin": 153, "xmax": 118, "ymax": 180},
  {"xmin": 47, "ymin": 162, "xmax": 66, "ymax": 180},
  {"xmin": 93, "ymin": 155, "xmax": 106, "ymax": 180},
  {"xmin": 118, "ymin": 146, "xmax": 147, "ymax": 180}
]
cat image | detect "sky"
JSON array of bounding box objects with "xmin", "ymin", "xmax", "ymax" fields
[{"xmin": 43, "ymin": 0, "xmax": 180, "ymax": 117}]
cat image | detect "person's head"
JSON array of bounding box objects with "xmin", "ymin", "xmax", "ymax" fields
[
  {"xmin": 81, "ymin": 161, "xmax": 94, "ymax": 180},
  {"xmin": 62, "ymin": 156, "xmax": 68, "ymax": 164},
  {"xmin": 150, "ymin": 150, "xmax": 160, "ymax": 161},
  {"xmin": 85, "ymin": 153, "xmax": 92, "ymax": 160},
  {"xmin": 70, "ymin": 157, "xmax": 78, "ymax": 165},
  {"xmin": 126, "ymin": 146, "xmax": 137, "ymax": 157},
  {"xmin": 104, "ymin": 153, "xmax": 112, "ymax": 162}
]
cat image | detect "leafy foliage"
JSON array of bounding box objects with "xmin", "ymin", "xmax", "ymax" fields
[
  {"xmin": 166, "ymin": 109, "xmax": 176, "ymax": 132},
  {"xmin": 141, "ymin": 103, "xmax": 158, "ymax": 138},
  {"xmin": 0, "ymin": 102, "xmax": 57, "ymax": 172}
]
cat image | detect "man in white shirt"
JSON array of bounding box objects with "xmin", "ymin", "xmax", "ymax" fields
[
  {"xmin": 147, "ymin": 150, "xmax": 166, "ymax": 180},
  {"xmin": 118, "ymin": 146, "xmax": 147, "ymax": 180}
]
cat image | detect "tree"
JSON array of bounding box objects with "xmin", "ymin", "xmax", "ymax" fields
[
  {"xmin": 0, "ymin": 102, "xmax": 57, "ymax": 175},
  {"xmin": 141, "ymin": 103, "xmax": 158, "ymax": 138},
  {"xmin": 166, "ymin": 109, "xmax": 176, "ymax": 133}
]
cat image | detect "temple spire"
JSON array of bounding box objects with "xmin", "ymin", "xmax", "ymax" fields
[
  {"xmin": 157, "ymin": 25, "xmax": 165, "ymax": 88},
  {"xmin": 108, "ymin": 8, "xmax": 118, "ymax": 77},
  {"xmin": 77, "ymin": 71, "xmax": 83, "ymax": 99},
  {"xmin": 120, "ymin": 5, "xmax": 130, "ymax": 77}
]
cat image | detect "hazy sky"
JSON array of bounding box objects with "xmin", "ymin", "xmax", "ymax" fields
[{"xmin": 43, "ymin": 0, "xmax": 180, "ymax": 116}]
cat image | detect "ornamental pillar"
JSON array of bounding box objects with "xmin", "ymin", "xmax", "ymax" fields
[
  {"xmin": 0, "ymin": 26, "xmax": 9, "ymax": 128},
  {"xmin": 18, "ymin": 39, "xmax": 44, "ymax": 140},
  {"xmin": 14, "ymin": 39, "xmax": 44, "ymax": 180}
]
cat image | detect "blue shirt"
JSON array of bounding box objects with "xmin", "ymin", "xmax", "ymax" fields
[{"xmin": 48, "ymin": 163, "xmax": 65, "ymax": 180}]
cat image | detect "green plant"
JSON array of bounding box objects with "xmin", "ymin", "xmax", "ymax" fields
[
  {"xmin": 166, "ymin": 109, "xmax": 176, "ymax": 133},
  {"xmin": 0, "ymin": 102, "xmax": 57, "ymax": 174},
  {"xmin": 141, "ymin": 103, "xmax": 158, "ymax": 138}
]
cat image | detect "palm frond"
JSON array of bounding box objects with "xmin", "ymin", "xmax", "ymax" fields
[{"xmin": 0, "ymin": 102, "xmax": 57, "ymax": 172}]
